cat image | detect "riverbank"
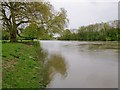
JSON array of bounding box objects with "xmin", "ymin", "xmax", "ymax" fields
[{"xmin": 2, "ymin": 41, "xmax": 45, "ymax": 88}]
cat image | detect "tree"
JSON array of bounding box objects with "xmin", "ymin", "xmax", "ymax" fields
[
  {"xmin": 23, "ymin": 23, "xmax": 38, "ymax": 40},
  {"xmin": 1, "ymin": 1, "xmax": 68, "ymax": 42},
  {"xmin": 47, "ymin": 8, "xmax": 69, "ymax": 34},
  {"xmin": 59, "ymin": 20, "xmax": 119, "ymax": 41}
]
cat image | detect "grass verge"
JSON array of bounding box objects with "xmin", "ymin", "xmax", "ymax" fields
[{"xmin": 2, "ymin": 41, "xmax": 44, "ymax": 88}]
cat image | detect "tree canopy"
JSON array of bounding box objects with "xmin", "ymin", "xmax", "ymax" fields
[
  {"xmin": 58, "ymin": 20, "xmax": 119, "ymax": 41},
  {"xmin": 0, "ymin": 1, "xmax": 68, "ymax": 42}
]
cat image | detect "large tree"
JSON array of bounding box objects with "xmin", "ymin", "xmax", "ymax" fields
[{"xmin": 1, "ymin": 1, "xmax": 68, "ymax": 42}]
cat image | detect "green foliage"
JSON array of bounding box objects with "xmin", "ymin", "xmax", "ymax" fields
[
  {"xmin": 1, "ymin": 2, "xmax": 68, "ymax": 42},
  {"xmin": 58, "ymin": 29, "xmax": 72, "ymax": 40},
  {"xmin": 36, "ymin": 28, "xmax": 53, "ymax": 40},
  {"xmin": 58, "ymin": 21, "xmax": 119, "ymax": 41},
  {"xmin": 47, "ymin": 8, "xmax": 69, "ymax": 34},
  {"xmin": 2, "ymin": 30, "xmax": 10, "ymax": 40},
  {"xmin": 0, "ymin": 29, "xmax": 2, "ymax": 40},
  {"xmin": 23, "ymin": 23, "xmax": 38, "ymax": 39}
]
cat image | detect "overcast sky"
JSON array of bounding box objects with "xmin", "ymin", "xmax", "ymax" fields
[{"xmin": 48, "ymin": 0, "xmax": 119, "ymax": 29}]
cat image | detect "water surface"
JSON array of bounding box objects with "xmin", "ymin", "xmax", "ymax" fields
[{"xmin": 40, "ymin": 40, "xmax": 118, "ymax": 88}]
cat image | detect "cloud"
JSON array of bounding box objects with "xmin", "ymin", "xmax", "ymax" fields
[
  {"xmin": 48, "ymin": 0, "xmax": 119, "ymax": 3},
  {"xmin": 49, "ymin": 0, "xmax": 118, "ymax": 28}
]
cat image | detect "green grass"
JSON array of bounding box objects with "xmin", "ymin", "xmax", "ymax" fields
[
  {"xmin": 0, "ymin": 41, "xmax": 2, "ymax": 89},
  {"xmin": 2, "ymin": 41, "xmax": 44, "ymax": 88}
]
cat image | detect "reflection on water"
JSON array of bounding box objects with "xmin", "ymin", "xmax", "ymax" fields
[
  {"xmin": 40, "ymin": 40, "xmax": 118, "ymax": 88},
  {"xmin": 40, "ymin": 52, "xmax": 68, "ymax": 87}
]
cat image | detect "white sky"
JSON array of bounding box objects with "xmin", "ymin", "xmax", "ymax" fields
[{"xmin": 48, "ymin": 0, "xmax": 119, "ymax": 29}]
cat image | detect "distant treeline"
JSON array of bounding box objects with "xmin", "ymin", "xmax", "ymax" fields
[{"xmin": 58, "ymin": 21, "xmax": 119, "ymax": 41}]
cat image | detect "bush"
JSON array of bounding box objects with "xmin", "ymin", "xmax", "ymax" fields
[{"xmin": 2, "ymin": 30, "xmax": 10, "ymax": 40}]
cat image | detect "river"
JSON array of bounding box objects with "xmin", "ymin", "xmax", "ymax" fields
[{"xmin": 40, "ymin": 40, "xmax": 118, "ymax": 88}]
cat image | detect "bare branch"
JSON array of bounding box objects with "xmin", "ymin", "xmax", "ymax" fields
[{"xmin": 17, "ymin": 20, "xmax": 29, "ymax": 26}]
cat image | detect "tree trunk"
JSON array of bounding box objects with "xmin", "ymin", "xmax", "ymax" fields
[
  {"xmin": 10, "ymin": 33, "xmax": 17, "ymax": 42},
  {"xmin": 10, "ymin": 6, "xmax": 17, "ymax": 43},
  {"xmin": 10, "ymin": 28, "xmax": 17, "ymax": 42}
]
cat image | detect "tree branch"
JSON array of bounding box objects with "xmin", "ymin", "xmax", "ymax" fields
[{"xmin": 17, "ymin": 20, "xmax": 29, "ymax": 26}]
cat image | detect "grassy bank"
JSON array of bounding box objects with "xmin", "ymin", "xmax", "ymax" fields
[
  {"xmin": 0, "ymin": 41, "xmax": 2, "ymax": 89},
  {"xmin": 2, "ymin": 41, "xmax": 44, "ymax": 88}
]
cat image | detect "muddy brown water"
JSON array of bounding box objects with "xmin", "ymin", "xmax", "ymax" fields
[{"xmin": 40, "ymin": 40, "xmax": 118, "ymax": 88}]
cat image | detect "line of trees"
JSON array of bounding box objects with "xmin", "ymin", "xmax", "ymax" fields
[{"xmin": 58, "ymin": 21, "xmax": 119, "ymax": 41}]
